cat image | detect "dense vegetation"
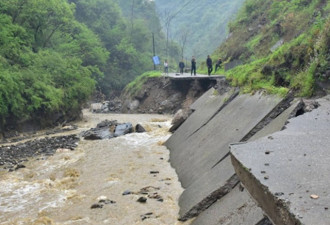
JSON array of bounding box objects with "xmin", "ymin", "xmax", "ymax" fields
[
  {"xmin": 114, "ymin": 0, "xmax": 180, "ymax": 78},
  {"xmin": 70, "ymin": 0, "xmax": 175, "ymax": 95},
  {"xmin": 213, "ymin": 0, "xmax": 330, "ymax": 96},
  {"xmin": 0, "ymin": 0, "xmax": 100, "ymax": 129},
  {"xmin": 0, "ymin": 0, "xmax": 173, "ymax": 130}
]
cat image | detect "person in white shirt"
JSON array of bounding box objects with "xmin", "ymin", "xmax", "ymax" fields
[{"xmin": 164, "ymin": 60, "xmax": 169, "ymax": 74}]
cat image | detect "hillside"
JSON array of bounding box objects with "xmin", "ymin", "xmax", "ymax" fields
[
  {"xmin": 155, "ymin": 0, "xmax": 245, "ymax": 60},
  {"xmin": 213, "ymin": 0, "xmax": 330, "ymax": 97},
  {"xmin": 114, "ymin": 0, "xmax": 181, "ymax": 74}
]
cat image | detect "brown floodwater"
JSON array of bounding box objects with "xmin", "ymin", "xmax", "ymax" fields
[{"xmin": 0, "ymin": 110, "xmax": 193, "ymax": 225}]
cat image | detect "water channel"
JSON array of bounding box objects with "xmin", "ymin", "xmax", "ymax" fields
[{"xmin": 0, "ymin": 110, "xmax": 192, "ymax": 225}]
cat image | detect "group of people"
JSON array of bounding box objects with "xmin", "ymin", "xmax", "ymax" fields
[
  {"xmin": 206, "ymin": 55, "xmax": 222, "ymax": 76},
  {"xmin": 164, "ymin": 56, "xmax": 222, "ymax": 76},
  {"xmin": 178, "ymin": 57, "xmax": 197, "ymax": 75}
]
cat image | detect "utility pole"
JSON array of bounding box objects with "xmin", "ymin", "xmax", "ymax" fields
[
  {"xmin": 179, "ymin": 28, "xmax": 189, "ymax": 60},
  {"xmin": 161, "ymin": 0, "xmax": 196, "ymax": 58},
  {"xmin": 130, "ymin": 0, "xmax": 135, "ymax": 42}
]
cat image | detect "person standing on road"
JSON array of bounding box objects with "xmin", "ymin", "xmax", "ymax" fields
[
  {"xmin": 179, "ymin": 59, "xmax": 185, "ymax": 75},
  {"xmin": 206, "ymin": 55, "xmax": 213, "ymax": 76},
  {"xmin": 214, "ymin": 58, "xmax": 222, "ymax": 73},
  {"xmin": 164, "ymin": 59, "xmax": 169, "ymax": 75},
  {"xmin": 191, "ymin": 56, "xmax": 196, "ymax": 76}
]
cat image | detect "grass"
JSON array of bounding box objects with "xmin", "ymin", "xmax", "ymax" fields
[
  {"xmin": 291, "ymin": 61, "xmax": 317, "ymax": 97},
  {"xmin": 124, "ymin": 71, "xmax": 162, "ymax": 96},
  {"xmin": 245, "ymin": 34, "xmax": 262, "ymax": 51},
  {"xmin": 224, "ymin": 57, "xmax": 290, "ymax": 96},
  {"xmin": 214, "ymin": 0, "xmax": 329, "ymax": 97}
]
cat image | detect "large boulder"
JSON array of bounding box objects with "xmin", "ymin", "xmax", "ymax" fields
[
  {"xmin": 114, "ymin": 123, "xmax": 133, "ymax": 137},
  {"xmin": 135, "ymin": 124, "xmax": 146, "ymax": 133},
  {"xmin": 169, "ymin": 108, "xmax": 192, "ymax": 132},
  {"xmin": 81, "ymin": 120, "xmax": 117, "ymax": 140}
]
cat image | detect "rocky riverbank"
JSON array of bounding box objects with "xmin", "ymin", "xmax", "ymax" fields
[
  {"xmin": 0, "ymin": 135, "xmax": 79, "ymax": 172},
  {"xmin": 0, "ymin": 118, "xmax": 148, "ymax": 173}
]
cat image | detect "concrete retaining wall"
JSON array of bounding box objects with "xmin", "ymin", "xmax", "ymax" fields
[
  {"xmin": 167, "ymin": 84, "xmax": 329, "ymax": 224},
  {"xmin": 165, "ymin": 88, "xmax": 302, "ymax": 223}
]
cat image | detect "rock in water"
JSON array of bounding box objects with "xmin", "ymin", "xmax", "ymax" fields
[
  {"xmin": 135, "ymin": 124, "xmax": 146, "ymax": 133},
  {"xmin": 81, "ymin": 120, "xmax": 117, "ymax": 140},
  {"xmin": 82, "ymin": 129, "xmax": 113, "ymax": 140},
  {"xmin": 137, "ymin": 197, "xmax": 147, "ymax": 203},
  {"xmin": 122, "ymin": 190, "xmax": 132, "ymax": 195},
  {"xmin": 114, "ymin": 123, "xmax": 133, "ymax": 137},
  {"xmin": 91, "ymin": 203, "xmax": 103, "ymax": 209}
]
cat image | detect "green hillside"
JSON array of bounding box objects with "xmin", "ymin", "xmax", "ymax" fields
[
  {"xmin": 214, "ymin": 0, "xmax": 330, "ymax": 96},
  {"xmin": 0, "ymin": 0, "xmax": 169, "ymax": 130},
  {"xmin": 114, "ymin": 0, "xmax": 181, "ymax": 72},
  {"xmin": 155, "ymin": 0, "xmax": 245, "ymax": 60},
  {"xmin": 1, "ymin": 0, "xmax": 329, "ymax": 132}
]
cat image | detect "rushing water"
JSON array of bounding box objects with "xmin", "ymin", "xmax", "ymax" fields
[{"xmin": 0, "ymin": 110, "xmax": 192, "ymax": 225}]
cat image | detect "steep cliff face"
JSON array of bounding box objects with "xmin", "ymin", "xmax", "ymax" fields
[{"xmin": 120, "ymin": 77, "xmax": 230, "ymax": 114}]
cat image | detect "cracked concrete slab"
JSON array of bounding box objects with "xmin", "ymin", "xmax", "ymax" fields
[
  {"xmin": 178, "ymin": 156, "xmax": 239, "ymax": 220},
  {"xmin": 249, "ymin": 99, "xmax": 302, "ymax": 141},
  {"xmin": 166, "ymin": 88, "xmax": 237, "ymax": 151},
  {"xmin": 191, "ymin": 185, "xmax": 266, "ymax": 225},
  {"xmin": 230, "ymin": 96, "xmax": 330, "ymax": 225},
  {"xmin": 168, "ymin": 92, "xmax": 282, "ymax": 188},
  {"xmin": 166, "ymin": 92, "xmax": 283, "ymax": 221}
]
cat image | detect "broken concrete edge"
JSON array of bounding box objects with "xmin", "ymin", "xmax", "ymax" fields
[
  {"xmin": 248, "ymin": 99, "xmax": 303, "ymax": 142},
  {"xmin": 190, "ymin": 183, "xmax": 270, "ymax": 225},
  {"xmin": 240, "ymin": 94, "xmax": 296, "ymax": 142},
  {"xmin": 211, "ymin": 96, "xmax": 299, "ymax": 174},
  {"xmin": 230, "ymin": 153, "xmax": 301, "ymax": 225},
  {"xmin": 287, "ymin": 99, "xmax": 304, "ymax": 121},
  {"xmin": 256, "ymin": 217, "xmax": 274, "ymax": 225},
  {"xmin": 178, "ymin": 174, "xmax": 240, "ymax": 221}
]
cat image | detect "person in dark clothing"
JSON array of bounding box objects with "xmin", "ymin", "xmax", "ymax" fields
[
  {"xmin": 206, "ymin": 55, "xmax": 213, "ymax": 76},
  {"xmin": 179, "ymin": 59, "xmax": 185, "ymax": 75},
  {"xmin": 214, "ymin": 58, "xmax": 222, "ymax": 73},
  {"xmin": 191, "ymin": 56, "xmax": 196, "ymax": 76}
]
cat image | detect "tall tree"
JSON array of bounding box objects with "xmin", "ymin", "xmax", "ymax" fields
[{"xmin": 0, "ymin": 0, "xmax": 107, "ymax": 128}]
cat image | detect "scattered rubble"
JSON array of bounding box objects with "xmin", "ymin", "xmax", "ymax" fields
[{"xmin": 0, "ymin": 134, "xmax": 79, "ymax": 171}]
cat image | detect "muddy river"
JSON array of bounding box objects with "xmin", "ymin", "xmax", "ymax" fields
[{"xmin": 0, "ymin": 110, "xmax": 192, "ymax": 225}]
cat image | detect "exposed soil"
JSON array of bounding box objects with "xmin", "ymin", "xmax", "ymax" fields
[{"xmin": 120, "ymin": 77, "xmax": 231, "ymax": 115}]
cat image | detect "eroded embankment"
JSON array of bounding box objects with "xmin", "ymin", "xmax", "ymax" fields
[
  {"xmin": 120, "ymin": 77, "xmax": 229, "ymax": 114},
  {"xmin": 165, "ymin": 87, "xmax": 324, "ymax": 225}
]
